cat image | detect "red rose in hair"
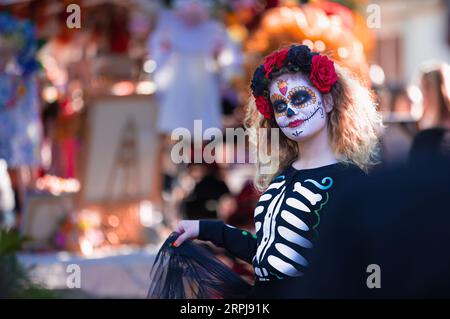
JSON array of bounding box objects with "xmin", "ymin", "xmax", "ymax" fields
[
  {"xmin": 263, "ymin": 48, "xmax": 289, "ymax": 78},
  {"xmin": 310, "ymin": 55, "xmax": 338, "ymax": 93},
  {"xmin": 255, "ymin": 96, "xmax": 273, "ymax": 119}
]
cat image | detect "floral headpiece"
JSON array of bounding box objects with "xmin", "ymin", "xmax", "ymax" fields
[{"xmin": 250, "ymin": 44, "xmax": 338, "ymax": 120}]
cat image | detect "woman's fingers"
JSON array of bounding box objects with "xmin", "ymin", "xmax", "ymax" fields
[
  {"xmin": 173, "ymin": 230, "xmax": 191, "ymax": 247},
  {"xmin": 172, "ymin": 220, "xmax": 199, "ymax": 247}
]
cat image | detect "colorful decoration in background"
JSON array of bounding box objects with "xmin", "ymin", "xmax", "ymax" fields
[
  {"xmin": 0, "ymin": 13, "xmax": 40, "ymax": 77},
  {"xmin": 53, "ymin": 203, "xmax": 153, "ymax": 255},
  {"xmin": 0, "ymin": 73, "xmax": 42, "ymax": 168},
  {"xmin": 0, "ymin": 0, "xmax": 377, "ymax": 255},
  {"xmin": 0, "ymin": 13, "xmax": 41, "ymax": 113},
  {"xmin": 35, "ymin": 175, "xmax": 81, "ymax": 195},
  {"xmin": 244, "ymin": 1, "xmax": 375, "ymax": 79}
]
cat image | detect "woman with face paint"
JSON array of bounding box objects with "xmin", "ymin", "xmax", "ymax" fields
[{"xmin": 151, "ymin": 45, "xmax": 382, "ymax": 299}]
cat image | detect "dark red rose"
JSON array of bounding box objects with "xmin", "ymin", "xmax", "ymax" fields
[
  {"xmin": 255, "ymin": 96, "xmax": 273, "ymax": 119},
  {"xmin": 310, "ymin": 55, "xmax": 338, "ymax": 93},
  {"xmin": 263, "ymin": 48, "xmax": 289, "ymax": 78}
]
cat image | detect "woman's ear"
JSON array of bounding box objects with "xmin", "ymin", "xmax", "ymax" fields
[{"xmin": 322, "ymin": 93, "xmax": 334, "ymax": 113}]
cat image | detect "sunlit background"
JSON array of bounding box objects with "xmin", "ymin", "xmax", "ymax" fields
[{"xmin": 0, "ymin": 0, "xmax": 449, "ymax": 298}]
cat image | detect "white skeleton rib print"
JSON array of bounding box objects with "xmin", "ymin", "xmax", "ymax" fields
[{"xmin": 253, "ymin": 174, "xmax": 334, "ymax": 281}]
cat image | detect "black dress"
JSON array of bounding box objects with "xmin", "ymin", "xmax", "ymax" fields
[{"xmin": 198, "ymin": 162, "xmax": 366, "ymax": 298}]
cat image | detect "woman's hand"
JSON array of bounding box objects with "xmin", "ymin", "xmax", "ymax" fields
[{"xmin": 173, "ymin": 220, "xmax": 200, "ymax": 247}]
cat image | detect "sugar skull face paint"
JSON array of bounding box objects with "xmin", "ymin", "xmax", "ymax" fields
[{"xmin": 269, "ymin": 73, "xmax": 332, "ymax": 141}]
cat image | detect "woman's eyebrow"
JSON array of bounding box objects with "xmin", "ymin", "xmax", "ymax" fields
[
  {"xmin": 287, "ymin": 86, "xmax": 316, "ymax": 101},
  {"xmin": 270, "ymin": 93, "xmax": 287, "ymax": 103},
  {"xmin": 290, "ymin": 91, "xmax": 302, "ymax": 98},
  {"xmin": 287, "ymin": 86, "xmax": 307, "ymax": 97}
]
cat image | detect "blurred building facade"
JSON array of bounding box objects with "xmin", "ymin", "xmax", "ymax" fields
[{"xmin": 374, "ymin": 0, "xmax": 449, "ymax": 83}]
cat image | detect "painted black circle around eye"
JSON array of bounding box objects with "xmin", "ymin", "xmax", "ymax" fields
[
  {"xmin": 273, "ymin": 101, "xmax": 287, "ymax": 113},
  {"xmin": 291, "ymin": 91, "xmax": 311, "ymax": 106}
]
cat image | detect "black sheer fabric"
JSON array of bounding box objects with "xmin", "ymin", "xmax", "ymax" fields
[{"xmin": 147, "ymin": 232, "xmax": 253, "ymax": 299}]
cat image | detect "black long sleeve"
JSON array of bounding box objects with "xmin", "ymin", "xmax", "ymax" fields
[{"xmin": 198, "ymin": 220, "xmax": 257, "ymax": 264}]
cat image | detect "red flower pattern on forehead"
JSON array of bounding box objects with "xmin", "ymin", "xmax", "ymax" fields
[{"xmin": 277, "ymin": 80, "xmax": 288, "ymax": 96}]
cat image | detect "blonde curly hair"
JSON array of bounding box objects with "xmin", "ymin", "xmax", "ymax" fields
[{"xmin": 244, "ymin": 62, "xmax": 383, "ymax": 192}]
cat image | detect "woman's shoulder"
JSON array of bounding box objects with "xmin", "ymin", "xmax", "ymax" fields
[
  {"xmin": 289, "ymin": 161, "xmax": 368, "ymax": 185},
  {"xmin": 263, "ymin": 161, "xmax": 368, "ymax": 191},
  {"xmin": 336, "ymin": 161, "xmax": 367, "ymax": 176},
  {"xmin": 287, "ymin": 161, "xmax": 366, "ymax": 176},
  {"xmin": 328, "ymin": 162, "xmax": 369, "ymax": 187}
]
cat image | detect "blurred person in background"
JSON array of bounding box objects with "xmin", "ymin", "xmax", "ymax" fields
[
  {"xmin": 293, "ymin": 64, "xmax": 450, "ymax": 297},
  {"xmin": 379, "ymin": 62, "xmax": 450, "ymax": 166},
  {"xmin": 149, "ymin": 0, "xmax": 228, "ymax": 135},
  {"xmin": 418, "ymin": 62, "xmax": 450, "ymax": 130},
  {"xmin": 0, "ymin": 13, "xmax": 42, "ymax": 227},
  {"xmin": 148, "ymin": 0, "xmax": 241, "ymax": 208},
  {"xmin": 221, "ymin": 180, "xmax": 260, "ymax": 232},
  {"xmin": 180, "ymin": 162, "xmax": 231, "ymax": 221},
  {"xmin": 409, "ymin": 127, "xmax": 450, "ymax": 164},
  {"xmin": 410, "ymin": 63, "xmax": 450, "ymax": 163},
  {"xmin": 379, "ymin": 85, "xmax": 418, "ymax": 166},
  {"xmin": 297, "ymin": 127, "xmax": 450, "ymax": 298}
]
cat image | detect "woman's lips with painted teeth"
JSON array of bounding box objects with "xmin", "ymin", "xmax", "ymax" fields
[{"xmin": 288, "ymin": 119, "xmax": 303, "ymax": 128}]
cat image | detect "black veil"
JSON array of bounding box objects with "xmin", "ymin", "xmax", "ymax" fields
[{"xmin": 147, "ymin": 232, "xmax": 253, "ymax": 299}]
